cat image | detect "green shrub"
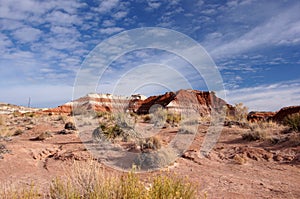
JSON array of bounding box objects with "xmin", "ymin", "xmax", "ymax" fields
[{"xmin": 284, "ymin": 113, "xmax": 300, "ymax": 131}]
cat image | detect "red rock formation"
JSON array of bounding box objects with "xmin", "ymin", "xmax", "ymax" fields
[
  {"xmin": 44, "ymin": 90, "xmax": 230, "ymax": 116},
  {"xmin": 247, "ymin": 111, "xmax": 276, "ymax": 122},
  {"xmin": 272, "ymin": 106, "xmax": 300, "ymax": 122},
  {"xmin": 135, "ymin": 89, "xmax": 227, "ymax": 116},
  {"xmin": 44, "ymin": 104, "xmax": 73, "ymax": 114}
]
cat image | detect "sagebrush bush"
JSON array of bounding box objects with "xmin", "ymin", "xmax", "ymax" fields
[
  {"xmin": 284, "ymin": 113, "xmax": 300, "ymax": 132},
  {"xmin": 228, "ymin": 103, "xmax": 248, "ymax": 122},
  {"xmin": 166, "ymin": 113, "xmax": 181, "ymax": 124},
  {"xmin": 242, "ymin": 129, "xmax": 267, "ymax": 141},
  {"xmin": 150, "ymin": 108, "xmax": 168, "ymax": 127},
  {"xmin": 139, "ymin": 137, "xmax": 162, "ymax": 151},
  {"xmin": 93, "ymin": 123, "xmax": 124, "ymax": 141},
  {"xmin": 149, "ymin": 174, "xmax": 196, "ymax": 199},
  {"xmin": 49, "ymin": 161, "xmax": 196, "ymax": 199}
]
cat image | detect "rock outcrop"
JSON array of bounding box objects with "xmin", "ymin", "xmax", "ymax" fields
[
  {"xmin": 44, "ymin": 90, "xmax": 229, "ymax": 117},
  {"xmin": 247, "ymin": 106, "xmax": 300, "ymax": 123},
  {"xmin": 272, "ymin": 106, "xmax": 300, "ymax": 122},
  {"xmin": 134, "ymin": 89, "xmax": 227, "ymax": 116},
  {"xmin": 247, "ymin": 111, "xmax": 276, "ymax": 122}
]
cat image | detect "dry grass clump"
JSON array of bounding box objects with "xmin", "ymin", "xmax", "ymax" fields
[
  {"xmin": 24, "ymin": 112, "xmax": 35, "ymax": 118},
  {"xmin": 13, "ymin": 129, "xmax": 24, "ymax": 136},
  {"xmin": 56, "ymin": 115, "xmax": 68, "ymax": 123},
  {"xmin": 93, "ymin": 123, "xmax": 125, "ymax": 141},
  {"xmin": 149, "ymin": 174, "xmax": 196, "ymax": 199},
  {"xmin": 0, "ymin": 161, "xmax": 196, "ymax": 198},
  {"xmin": 142, "ymin": 114, "xmax": 151, "ymax": 122},
  {"xmin": 284, "ymin": 113, "xmax": 300, "ymax": 132},
  {"xmin": 179, "ymin": 125, "xmax": 198, "ymax": 134},
  {"xmin": 198, "ymin": 115, "xmax": 211, "ymax": 124},
  {"xmin": 288, "ymin": 133, "xmax": 300, "ymax": 146},
  {"xmin": 227, "ymin": 103, "xmax": 248, "ymax": 122},
  {"xmin": 0, "ymin": 183, "xmax": 39, "ymax": 199},
  {"xmin": 233, "ymin": 154, "xmax": 247, "ymax": 165},
  {"xmin": 49, "ymin": 161, "xmax": 196, "ymax": 199},
  {"xmin": 0, "ymin": 115, "xmax": 4, "ymax": 126},
  {"xmin": 166, "ymin": 113, "xmax": 181, "ymax": 125},
  {"xmin": 242, "ymin": 124, "xmax": 268, "ymax": 141},
  {"xmin": 139, "ymin": 137, "xmax": 162, "ymax": 151}
]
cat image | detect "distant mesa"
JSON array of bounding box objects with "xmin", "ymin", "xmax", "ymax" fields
[
  {"xmin": 44, "ymin": 89, "xmax": 229, "ymax": 117},
  {"xmin": 1, "ymin": 90, "xmax": 299, "ymax": 124}
]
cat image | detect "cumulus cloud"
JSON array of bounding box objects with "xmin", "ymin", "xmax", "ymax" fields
[
  {"xmin": 13, "ymin": 27, "xmax": 42, "ymax": 43},
  {"xmin": 99, "ymin": 27, "xmax": 124, "ymax": 35},
  {"xmin": 94, "ymin": 0, "xmax": 119, "ymax": 13}
]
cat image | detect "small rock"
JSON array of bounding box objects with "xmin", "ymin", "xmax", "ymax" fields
[
  {"xmin": 30, "ymin": 132, "xmax": 53, "ymax": 141},
  {"xmin": 64, "ymin": 122, "xmax": 76, "ymax": 130}
]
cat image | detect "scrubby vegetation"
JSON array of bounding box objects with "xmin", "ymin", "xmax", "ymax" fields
[
  {"xmin": 242, "ymin": 129, "xmax": 267, "ymax": 141},
  {"xmin": 49, "ymin": 161, "xmax": 196, "ymax": 199},
  {"xmin": 226, "ymin": 103, "xmax": 248, "ymax": 123},
  {"xmin": 0, "ymin": 115, "xmax": 4, "ymax": 126},
  {"xmin": 284, "ymin": 113, "xmax": 300, "ymax": 132},
  {"xmin": 0, "ymin": 183, "xmax": 39, "ymax": 199},
  {"xmin": 139, "ymin": 137, "xmax": 162, "ymax": 151},
  {"xmin": 0, "ymin": 161, "xmax": 196, "ymax": 199}
]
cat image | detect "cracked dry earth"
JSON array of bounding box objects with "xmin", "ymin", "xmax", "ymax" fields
[{"xmin": 0, "ymin": 113, "xmax": 299, "ymax": 198}]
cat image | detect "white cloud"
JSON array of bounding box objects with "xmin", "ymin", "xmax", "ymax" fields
[
  {"xmin": 113, "ymin": 11, "xmax": 128, "ymax": 20},
  {"xmin": 94, "ymin": 0, "xmax": 119, "ymax": 13},
  {"xmin": 13, "ymin": 26, "xmax": 42, "ymax": 43},
  {"xmin": 102, "ymin": 19, "xmax": 116, "ymax": 27},
  {"xmin": 46, "ymin": 10, "xmax": 80, "ymax": 26},
  {"xmin": 226, "ymin": 81, "xmax": 300, "ymax": 111},
  {"xmin": 147, "ymin": 0, "xmax": 161, "ymax": 9},
  {"xmin": 99, "ymin": 27, "xmax": 124, "ymax": 35},
  {"xmin": 210, "ymin": 3, "xmax": 300, "ymax": 58}
]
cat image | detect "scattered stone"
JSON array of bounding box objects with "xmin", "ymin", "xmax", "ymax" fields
[
  {"xmin": 64, "ymin": 122, "xmax": 76, "ymax": 130},
  {"xmin": 30, "ymin": 132, "xmax": 53, "ymax": 141},
  {"xmin": 0, "ymin": 143, "xmax": 10, "ymax": 159},
  {"xmin": 13, "ymin": 129, "xmax": 24, "ymax": 136}
]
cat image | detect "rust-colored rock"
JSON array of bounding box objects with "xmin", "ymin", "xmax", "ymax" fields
[
  {"xmin": 272, "ymin": 106, "xmax": 300, "ymax": 122},
  {"xmin": 134, "ymin": 90, "xmax": 228, "ymax": 116},
  {"xmin": 43, "ymin": 90, "xmax": 229, "ymax": 116},
  {"xmin": 247, "ymin": 111, "xmax": 276, "ymax": 122},
  {"xmin": 44, "ymin": 104, "xmax": 72, "ymax": 114}
]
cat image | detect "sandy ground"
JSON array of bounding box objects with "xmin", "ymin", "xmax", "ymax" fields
[{"xmin": 0, "ymin": 113, "xmax": 299, "ymax": 198}]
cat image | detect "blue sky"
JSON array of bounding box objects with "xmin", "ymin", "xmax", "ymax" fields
[{"xmin": 0, "ymin": 0, "xmax": 299, "ymax": 111}]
